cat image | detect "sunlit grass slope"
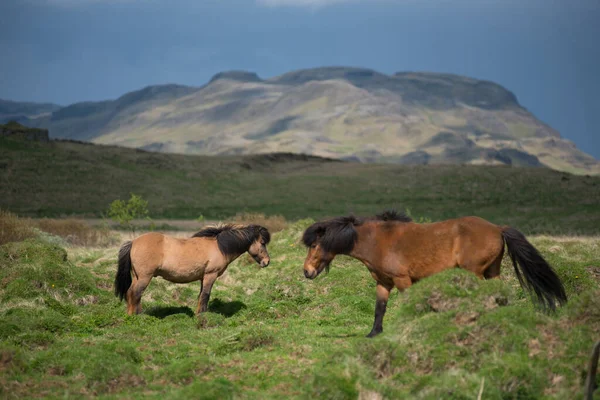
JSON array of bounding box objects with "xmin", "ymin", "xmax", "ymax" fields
[{"xmin": 0, "ymin": 222, "xmax": 599, "ymax": 398}]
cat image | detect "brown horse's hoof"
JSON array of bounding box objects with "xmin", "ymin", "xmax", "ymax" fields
[{"xmin": 366, "ymin": 330, "xmax": 381, "ymax": 338}]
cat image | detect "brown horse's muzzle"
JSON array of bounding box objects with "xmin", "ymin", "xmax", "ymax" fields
[
  {"xmin": 304, "ymin": 269, "xmax": 317, "ymax": 279},
  {"xmin": 304, "ymin": 260, "xmax": 329, "ymax": 279}
]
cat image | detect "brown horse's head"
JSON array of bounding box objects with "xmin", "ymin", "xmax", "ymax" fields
[
  {"xmin": 248, "ymin": 225, "xmax": 271, "ymax": 268},
  {"xmin": 301, "ymin": 217, "xmax": 358, "ymax": 279}
]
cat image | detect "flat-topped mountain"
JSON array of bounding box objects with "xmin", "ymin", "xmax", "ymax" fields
[{"xmin": 3, "ymin": 67, "xmax": 597, "ymax": 174}]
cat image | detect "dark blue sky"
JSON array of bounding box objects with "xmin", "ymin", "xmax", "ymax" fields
[{"xmin": 1, "ymin": 0, "xmax": 598, "ymax": 158}]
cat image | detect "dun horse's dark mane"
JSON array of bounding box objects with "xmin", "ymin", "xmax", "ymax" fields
[
  {"xmin": 302, "ymin": 209, "xmax": 412, "ymax": 254},
  {"xmin": 192, "ymin": 224, "xmax": 270, "ymax": 256}
]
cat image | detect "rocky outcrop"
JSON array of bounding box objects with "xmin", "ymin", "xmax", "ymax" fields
[{"xmin": 0, "ymin": 121, "xmax": 49, "ymax": 142}]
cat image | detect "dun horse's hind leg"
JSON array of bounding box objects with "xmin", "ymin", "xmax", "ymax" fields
[
  {"xmin": 126, "ymin": 276, "xmax": 152, "ymax": 315},
  {"xmin": 197, "ymin": 272, "xmax": 218, "ymax": 315}
]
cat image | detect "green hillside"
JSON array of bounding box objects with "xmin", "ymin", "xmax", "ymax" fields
[{"xmin": 1, "ymin": 133, "xmax": 599, "ymax": 234}]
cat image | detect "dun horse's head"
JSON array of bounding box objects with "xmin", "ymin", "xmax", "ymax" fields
[
  {"xmin": 193, "ymin": 224, "xmax": 271, "ymax": 267},
  {"xmin": 247, "ymin": 225, "xmax": 271, "ymax": 268},
  {"xmin": 301, "ymin": 217, "xmax": 358, "ymax": 279}
]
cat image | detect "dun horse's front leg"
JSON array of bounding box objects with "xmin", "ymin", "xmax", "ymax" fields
[
  {"xmin": 367, "ymin": 283, "xmax": 392, "ymax": 338},
  {"xmin": 196, "ymin": 273, "xmax": 218, "ymax": 315}
]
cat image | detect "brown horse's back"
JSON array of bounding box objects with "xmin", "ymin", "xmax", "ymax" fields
[
  {"xmin": 372, "ymin": 216, "xmax": 504, "ymax": 281},
  {"xmin": 451, "ymin": 216, "xmax": 505, "ymax": 278}
]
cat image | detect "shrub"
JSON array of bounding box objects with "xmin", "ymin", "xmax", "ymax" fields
[{"xmin": 106, "ymin": 193, "xmax": 150, "ymax": 235}]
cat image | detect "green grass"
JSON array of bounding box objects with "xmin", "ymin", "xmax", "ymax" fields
[
  {"xmin": 1, "ymin": 136, "xmax": 600, "ymax": 234},
  {"xmin": 1, "ymin": 223, "xmax": 599, "ymax": 399}
]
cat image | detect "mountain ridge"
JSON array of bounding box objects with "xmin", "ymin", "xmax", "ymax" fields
[{"xmin": 2, "ymin": 66, "xmax": 597, "ymax": 175}]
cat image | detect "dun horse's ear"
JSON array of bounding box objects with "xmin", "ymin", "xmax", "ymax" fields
[{"xmin": 258, "ymin": 226, "xmax": 271, "ymax": 244}]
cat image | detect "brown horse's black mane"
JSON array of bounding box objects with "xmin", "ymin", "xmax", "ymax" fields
[
  {"xmin": 192, "ymin": 224, "xmax": 271, "ymax": 256},
  {"xmin": 302, "ymin": 209, "xmax": 412, "ymax": 254},
  {"xmin": 374, "ymin": 210, "xmax": 412, "ymax": 223}
]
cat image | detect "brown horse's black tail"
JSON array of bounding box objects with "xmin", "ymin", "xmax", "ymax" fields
[
  {"xmin": 502, "ymin": 227, "xmax": 567, "ymax": 310},
  {"xmin": 114, "ymin": 241, "xmax": 133, "ymax": 301}
]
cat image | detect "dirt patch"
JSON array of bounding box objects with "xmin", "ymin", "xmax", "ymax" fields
[
  {"xmin": 96, "ymin": 281, "xmax": 112, "ymax": 290},
  {"xmin": 454, "ymin": 311, "xmax": 479, "ymax": 326},
  {"xmin": 548, "ymin": 245, "xmax": 562, "ymax": 254},
  {"xmin": 532, "ymin": 325, "xmax": 566, "ymax": 360},
  {"xmin": 406, "ymin": 351, "xmax": 433, "ymax": 375},
  {"xmin": 104, "ymin": 374, "xmax": 145, "ymax": 394},
  {"xmin": 543, "ymin": 374, "xmax": 566, "ymax": 396},
  {"xmin": 0, "ymin": 351, "xmax": 14, "ymax": 372},
  {"xmin": 75, "ymin": 295, "xmax": 99, "ymax": 306},
  {"xmin": 48, "ymin": 366, "xmax": 67, "ymax": 376},
  {"xmin": 484, "ymin": 295, "xmax": 509, "ymax": 310},
  {"xmin": 358, "ymin": 388, "xmax": 383, "ymax": 400},
  {"xmin": 528, "ymin": 339, "xmax": 541, "ymax": 357},
  {"xmin": 427, "ymin": 292, "xmax": 460, "ymax": 312},
  {"xmin": 586, "ymin": 266, "xmax": 600, "ymax": 284}
]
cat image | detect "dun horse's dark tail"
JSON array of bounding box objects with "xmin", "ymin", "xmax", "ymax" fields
[
  {"xmin": 114, "ymin": 241, "xmax": 133, "ymax": 301},
  {"xmin": 502, "ymin": 227, "xmax": 567, "ymax": 310}
]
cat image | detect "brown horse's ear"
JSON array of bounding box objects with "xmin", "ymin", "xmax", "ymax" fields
[{"xmin": 302, "ymin": 223, "xmax": 326, "ymax": 247}]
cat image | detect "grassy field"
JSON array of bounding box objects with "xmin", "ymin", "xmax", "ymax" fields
[
  {"xmin": 1, "ymin": 221, "xmax": 599, "ymax": 399},
  {"xmin": 1, "ymin": 136, "xmax": 600, "ymax": 235}
]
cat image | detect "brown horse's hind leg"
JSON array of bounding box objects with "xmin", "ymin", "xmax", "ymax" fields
[
  {"xmin": 126, "ymin": 276, "xmax": 152, "ymax": 315},
  {"xmin": 483, "ymin": 247, "xmax": 504, "ymax": 280}
]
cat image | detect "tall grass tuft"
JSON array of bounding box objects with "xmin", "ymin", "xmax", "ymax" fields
[
  {"xmin": 0, "ymin": 209, "xmax": 36, "ymax": 245},
  {"xmin": 230, "ymin": 212, "xmax": 288, "ymax": 233},
  {"xmin": 34, "ymin": 218, "xmax": 118, "ymax": 247}
]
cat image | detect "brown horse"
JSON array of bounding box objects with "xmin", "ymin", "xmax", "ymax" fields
[
  {"xmin": 302, "ymin": 210, "xmax": 567, "ymax": 337},
  {"xmin": 114, "ymin": 224, "xmax": 271, "ymax": 315}
]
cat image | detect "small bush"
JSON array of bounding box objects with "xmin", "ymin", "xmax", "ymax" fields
[
  {"xmin": 107, "ymin": 193, "xmax": 150, "ymax": 235},
  {"xmin": 230, "ymin": 212, "xmax": 288, "ymax": 233},
  {"xmin": 0, "ymin": 209, "xmax": 36, "ymax": 245},
  {"xmin": 34, "ymin": 218, "xmax": 117, "ymax": 247}
]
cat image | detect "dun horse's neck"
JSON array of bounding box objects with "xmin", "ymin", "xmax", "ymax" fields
[
  {"xmin": 348, "ymin": 223, "xmax": 378, "ymax": 269},
  {"xmin": 224, "ymin": 250, "xmax": 247, "ymax": 265}
]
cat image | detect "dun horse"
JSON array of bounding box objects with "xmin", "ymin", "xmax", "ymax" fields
[
  {"xmin": 302, "ymin": 210, "xmax": 567, "ymax": 337},
  {"xmin": 114, "ymin": 224, "xmax": 271, "ymax": 315}
]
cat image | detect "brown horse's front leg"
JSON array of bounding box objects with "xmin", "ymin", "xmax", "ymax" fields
[
  {"xmin": 367, "ymin": 283, "xmax": 392, "ymax": 338},
  {"xmin": 196, "ymin": 273, "xmax": 217, "ymax": 315}
]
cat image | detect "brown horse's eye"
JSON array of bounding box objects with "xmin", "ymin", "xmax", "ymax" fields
[{"xmin": 310, "ymin": 243, "xmax": 317, "ymax": 249}]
